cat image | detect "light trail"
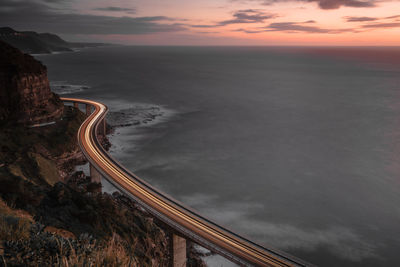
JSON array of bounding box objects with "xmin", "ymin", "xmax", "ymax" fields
[{"xmin": 61, "ymin": 97, "xmax": 314, "ymax": 267}]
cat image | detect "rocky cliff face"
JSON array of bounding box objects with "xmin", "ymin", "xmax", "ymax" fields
[{"xmin": 0, "ymin": 40, "xmax": 63, "ymax": 125}]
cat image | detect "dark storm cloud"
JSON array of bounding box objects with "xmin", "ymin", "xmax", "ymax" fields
[
  {"xmin": 230, "ymin": 0, "xmax": 378, "ymax": 9},
  {"xmin": 93, "ymin": 7, "xmax": 136, "ymax": 14},
  {"xmin": 344, "ymin": 16, "xmax": 378, "ymax": 22},
  {"xmin": 0, "ymin": 0, "xmax": 185, "ymax": 35}
]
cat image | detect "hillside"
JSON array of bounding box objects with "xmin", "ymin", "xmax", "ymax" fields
[
  {"xmin": 0, "ymin": 27, "xmax": 109, "ymax": 54},
  {"xmin": 0, "ymin": 42, "xmax": 206, "ymax": 266}
]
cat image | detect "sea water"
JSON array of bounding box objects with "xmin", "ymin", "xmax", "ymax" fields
[{"xmin": 38, "ymin": 46, "xmax": 400, "ymax": 267}]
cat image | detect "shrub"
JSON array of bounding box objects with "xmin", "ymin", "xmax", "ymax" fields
[{"xmin": 0, "ymin": 215, "xmax": 31, "ymax": 241}]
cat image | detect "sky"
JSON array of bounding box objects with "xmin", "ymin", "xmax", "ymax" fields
[{"xmin": 0, "ymin": 0, "xmax": 399, "ymax": 45}]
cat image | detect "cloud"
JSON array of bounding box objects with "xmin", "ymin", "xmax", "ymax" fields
[
  {"xmin": 362, "ymin": 22, "xmax": 400, "ymax": 28},
  {"xmin": 191, "ymin": 25, "xmax": 219, "ymax": 28},
  {"xmin": 230, "ymin": 0, "xmax": 378, "ymax": 9},
  {"xmin": 343, "ymin": 14, "xmax": 400, "ymax": 29},
  {"xmin": 93, "ymin": 6, "xmax": 136, "ymax": 14},
  {"xmin": 385, "ymin": 15, "xmax": 400, "ymax": 19},
  {"xmin": 0, "ymin": 0, "xmax": 185, "ymax": 35},
  {"xmin": 41, "ymin": 0, "xmax": 68, "ymax": 3},
  {"xmin": 233, "ymin": 28, "xmax": 264, "ymax": 33},
  {"xmin": 233, "ymin": 28, "xmax": 262, "ymax": 33},
  {"xmin": 264, "ymin": 22, "xmax": 354, "ymax": 33},
  {"xmin": 219, "ymin": 9, "xmax": 276, "ymax": 25},
  {"xmin": 233, "ymin": 21, "xmax": 355, "ymax": 34},
  {"xmin": 190, "ymin": 9, "xmax": 276, "ymax": 28},
  {"xmin": 344, "ymin": 16, "xmax": 378, "ymax": 22},
  {"xmin": 196, "ymin": 31, "xmax": 221, "ymax": 34},
  {"xmin": 306, "ymin": 0, "xmax": 377, "ymax": 9}
]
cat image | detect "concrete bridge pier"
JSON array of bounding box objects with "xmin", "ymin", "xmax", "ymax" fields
[
  {"xmin": 99, "ymin": 118, "xmax": 106, "ymax": 137},
  {"xmin": 171, "ymin": 234, "xmax": 187, "ymax": 267},
  {"xmin": 86, "ymin": 104, "xmax": 92, "ymax": 116},
  {"xmin": 89, "ymin": 163, "xmax": 102, "ymax": 184}
]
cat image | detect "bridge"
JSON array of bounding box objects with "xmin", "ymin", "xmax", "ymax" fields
[{"xmin": 61, "ymin": 97, "xmax": 313, "ymax": 267}]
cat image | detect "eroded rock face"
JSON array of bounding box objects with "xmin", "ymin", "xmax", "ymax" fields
[{"xmin": 0, "ymin": 40, "xmax": 63, "ymax": 125}]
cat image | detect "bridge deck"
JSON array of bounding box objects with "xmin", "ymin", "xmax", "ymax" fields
[{"xmin": 61, "ymin": 97, "xmax": 314, "ymax": 267}]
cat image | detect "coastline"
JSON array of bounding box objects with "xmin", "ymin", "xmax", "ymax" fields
[
  {"xmin": 30, "ymin": 45, "xmax": 400, "ymax": 266},
  {"xmin": 32, "ymin": 44, "xmax": 120, "ymax": 57},
  {"xmin": 0, "ymin": 102, "xmax": 206, "ymax": 265},
  {"xmin": 67, "ymin": 97, "xmax": 300, "ymax": 267},
  {"xmin": 71, "ymin": 97, "xmax": 236, "ymax": 265},
  {"xmin": 0, "ymin": 41, "xmax": 207, "ymax": 265},
  {"xmin": 74, "ymin": 98, "xmax": 176, "ymax": 190}
]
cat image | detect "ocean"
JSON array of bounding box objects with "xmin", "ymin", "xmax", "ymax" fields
[{"xmin": 37, "ymin": 46, "xmax": 400, "ymax": 267}]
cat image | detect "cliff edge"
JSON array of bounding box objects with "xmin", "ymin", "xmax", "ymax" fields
[
  {"xmin": 0, "ymin": 40, "xmax": 63, "ymax": 125},
  {"xmin": 0, "ymin": 42, "xmax": 206, "ymax": 266}
]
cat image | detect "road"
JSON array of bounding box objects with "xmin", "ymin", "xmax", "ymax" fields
[{"xmin": 61, "ymin": 97, "xmax": 313, "ymax": 267}]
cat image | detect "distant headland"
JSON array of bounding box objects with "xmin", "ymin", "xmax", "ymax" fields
[{"xmin": 0, "ymin": 27, "xmax": 111, "ymax": 54}]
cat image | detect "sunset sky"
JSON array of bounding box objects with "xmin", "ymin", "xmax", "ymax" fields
[{"xmin": 1, "ymin": 0, "xmax": 399, "ymax": 45}]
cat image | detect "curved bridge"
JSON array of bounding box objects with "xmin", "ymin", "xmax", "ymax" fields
[{"xmin": 61, "ymin": 97, "xmax": 313, "ymax": 267}]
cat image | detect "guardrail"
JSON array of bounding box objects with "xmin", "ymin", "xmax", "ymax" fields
[{"xmin": 61, "ymin": 97, "xmax": 314, "ymax": 267}]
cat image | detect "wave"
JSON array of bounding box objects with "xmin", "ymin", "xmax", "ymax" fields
[
  {"xmin": 107, "ymin": 104, "xmax": 170, "ymax": 128},
  {"xmin": 75, "ymin": 101, "xmax": 176, "ymax": 192},
  {"xmin": 50, "ymin": 81, "xmax": 90, "ymax": 95}
]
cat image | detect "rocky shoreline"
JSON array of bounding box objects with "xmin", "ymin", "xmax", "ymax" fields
[
  {"xmin": 0, "ymin": 39, "xmax": 206, "ymax": 266},
  {"xmin": 0, "ymin": 99, "xmax": 206, "ymax": 267}
]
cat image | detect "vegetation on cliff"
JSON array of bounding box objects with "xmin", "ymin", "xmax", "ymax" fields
[
  {"xmin": 0, "ymin": 27, "xmax": 109, "ymax": 54},
  {"xmin": 0, "ymin": 42, "xmax": 206, "ymax": 266},
  {"xmin": 0, "ymin": 105, "xmax": 205, "ymax": 267}
]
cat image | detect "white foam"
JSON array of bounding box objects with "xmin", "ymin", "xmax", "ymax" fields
[
  {"xmin": 50, "ymin": 81, "xmax": 90, "ymax": 95},
  {"xmin": 106, "ymin": 101, "xmax": 176, "ymax": 157}
]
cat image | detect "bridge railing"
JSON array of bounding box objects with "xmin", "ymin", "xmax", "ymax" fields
[{"xmin": 61, "ymin": 97, "xmax": 313, "ymax": 267}]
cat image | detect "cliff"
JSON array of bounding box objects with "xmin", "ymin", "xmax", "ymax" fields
[
  {"xmin": 0, "ymin": 42, "xmax": 206, "ymax": 266},
  {"xmin": 0, "ymin": 40, "xmax": 64, "ymax": 125},
  {"xmin": 0, "ymin": 90, "xmax": 205, "ymax": 267}
]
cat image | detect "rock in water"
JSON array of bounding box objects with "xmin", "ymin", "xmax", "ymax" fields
[{"xmin": 0, "ymin": 40, "xmax": 64, "ymax": 125}]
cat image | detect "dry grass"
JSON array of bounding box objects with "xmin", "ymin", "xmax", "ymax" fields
[
  {"xmin": 7, "ymin": 164, "xmax": 31, "ymax": 184},
  {"xmin": 30, "ymin": 152, "xmax": 59, "ymax": 186},
  {"xmin": 0, "ymin": 198, "xmax": 33, "ymax": 222},
  {"xmin": 59, "ymin": 234, "xmax": 140, "ymax": 267},
  {"xmin": 0, "ymin": 215, "xmax": 31, "ymax": 241},
  {"xmin": 0, "ymin": 197, "xmax": 32, "ymax": 241}
]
